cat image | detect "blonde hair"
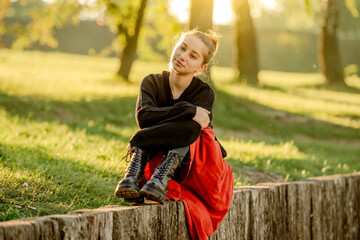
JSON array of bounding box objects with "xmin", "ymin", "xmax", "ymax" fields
[{"xmin": 175, "ymin": 29, "xmax": 220, "ymax": 65}]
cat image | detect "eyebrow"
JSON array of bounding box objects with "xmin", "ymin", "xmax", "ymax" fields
[{"xmin": 182, "ymin": 43, "xmax": 201, "ymax": 58}]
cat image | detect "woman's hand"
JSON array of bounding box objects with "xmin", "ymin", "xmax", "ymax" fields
[{"xmin": 192, "ymin": 106, "xmax": 210, "ymax": 130}]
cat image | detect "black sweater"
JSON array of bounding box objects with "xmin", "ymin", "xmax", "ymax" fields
[{"xmin": 129, "ymin": 71, "xmax": 217, "ymax": 151}]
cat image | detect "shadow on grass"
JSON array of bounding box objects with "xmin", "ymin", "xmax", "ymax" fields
[
  {"xmin": 0, "ymin": 142, "xmax": 127, "ymax": 221},
  {"xmin": 288, "ymin": 89, "xmax": 360, "ymax": 107},
  {"xmin": 212, "ymin": 85, "xmax": 359, "ymax": 183},
  {"xmin": 0, "ymin": 82, "xmax": 360, "ymax": 142},
  {"xmin": 227, "ymin": 154, "xmax": 320, "ymax": 182},
  {"xmin": 257, "ymin": 84, "xmax": 288, "ymax": 93},
  {"xmin": 0, "ymin": 91, "xmax": 138, "ymax": 142},
  {"xmin": 319, "ymin": 82, "xmax": 360, "ymax": 94},
  {"xmin": 2, "ymin": 85, "xmax": 357, "ymax": 144},
  {"xmin": 213, "ymin": 87, "xmax": 360, "ymax": 141},
  {"xmin": 1, "ymin": 84, "xmax": 359, "ymax": 143}
]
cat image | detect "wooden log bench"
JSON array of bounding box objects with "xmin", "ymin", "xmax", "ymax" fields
[{"xmin": 1, "ymin": 172, "xmax": 359, "ymax": 239}]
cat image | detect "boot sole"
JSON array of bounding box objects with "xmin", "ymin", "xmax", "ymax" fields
[
  {"xmin": 114, "ymin": 186, "xmax": 141, "ymax": 200},
  {"xmin": 123, "ymin": 196, "xmax": 144, "ymax": 203},
  {"xmin": 139, "ymin": 185, "xmax": 166, "ymax": 204}
]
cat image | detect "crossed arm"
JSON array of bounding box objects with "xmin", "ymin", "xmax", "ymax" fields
[{"xmin": 129, "ymin": 77, "xmax": 214, "ymax": 149}]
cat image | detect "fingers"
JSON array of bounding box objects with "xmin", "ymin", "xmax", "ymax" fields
[
  {"xmin": 199, "ymin": 107, "xmax": 210, "ymax": 115},
  {"xmin": 193, "ymin": 106, "xmax": 211, "ymax": 130},
  {"xmin": 199, "ymin": 107, "xmax": 210, "ymax": 129},
  {"xmin": 200, "ymin": 115, "xmax": 210, "ymax": 130}
]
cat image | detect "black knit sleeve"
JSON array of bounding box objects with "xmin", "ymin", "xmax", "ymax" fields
[
  {"xmin": 155, "ymin": 85, "xmax": 214, "ymax": 126},
  {"xmin": 135, "ymin": 76, "xmax": 197, "ymax": 129},
  {"xmin": 129, "ymin": 119, "xmax": 202, "ymax": 150},
  {"xmin": 129, "ymin": 83, "xmax": 215, "ymax": 149},
  {"xmin": 190, "ymin": 85, "xmax": 215, "ymax": 121}
]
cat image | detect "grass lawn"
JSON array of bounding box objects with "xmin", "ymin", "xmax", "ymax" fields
[{"xmin": 0, "ymin": 49, "xmax": 359, "ymax": 221}]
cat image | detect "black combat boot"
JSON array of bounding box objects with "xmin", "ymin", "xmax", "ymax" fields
[
  {"xmin": 139, "ymin": 149, "xmax": 181, "ymax": 204},
  {"xmin": 114, "ymin": 148, "xmax": 149, "ymax": 202}
]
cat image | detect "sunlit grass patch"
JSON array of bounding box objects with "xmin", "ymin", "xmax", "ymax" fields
[
  {"xmin": 213, "ymin": 69, "xmax": 360, "ymax": 130},
  {"xmin": 259, "ymin": 71, "xmax": 326, "ymax": 88},
  {"xmin": 222, "ymin": 139, "xmax": 311, "ymax": 181},
  {"xmin": 220, "ymin": 136, "xmax": 359, "ymax": 184}
]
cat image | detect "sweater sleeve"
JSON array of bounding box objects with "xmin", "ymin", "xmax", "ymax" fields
[
  {"xmin": 189, "ymin": 84, "xmax": 215, "ymax": 121},
  {"xmin": 135, "ymin": 76, "xmax": 197, "ymax": 129},
  {"xmin": 129, "ymin": 119, "xmax": 202, "ymax": 150},
  {"xmin": 129, "ymin": 82, "xmax": 215, "ymax": 149},
  {"xmin": 155, "ymin": 85, "xmax": 214, "ymax": 126}
]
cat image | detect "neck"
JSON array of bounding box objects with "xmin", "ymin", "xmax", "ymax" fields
[
  {"xmin": 169, "ymin": 70, "xmax": 194, "ymax": 99},
  {"xmin": 169, "ymin": 70, "xmax": 194, "ymax": 91}
]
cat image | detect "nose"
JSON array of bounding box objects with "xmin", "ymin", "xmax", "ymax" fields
[{"xmin": 179, "ymin": 52, "xmax": 186, "ymax": 61}]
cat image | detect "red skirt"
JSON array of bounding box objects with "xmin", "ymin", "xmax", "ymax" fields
[{"xmin": 142, "ymin": 127, "xmax": 234, "ymax": 240}]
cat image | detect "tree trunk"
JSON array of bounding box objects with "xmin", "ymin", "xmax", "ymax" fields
[
  {"xmin": 0, "ymin": 0, "xmax": 10, "ymax": 48},
  {"xmin": 189, "ymin": 0, "xmax": 214, "ymax": 30},
  {"xmin": 318, "ymin": 0, "xmax": 344, "ymax": 84},
  {"xmin": 0, "ymin": 0, "xmax": 10, "ymax": 22},
  {"xmin": 233, "ymin": 0, "xmax": 259, "ymax": 83},
  {"xmin": 189, "ymin": 0, "xmax": 214, "ymax": 82},
  {"xmin": 117, "ymin": 0, "xmax": 147, "ymax": 80}
]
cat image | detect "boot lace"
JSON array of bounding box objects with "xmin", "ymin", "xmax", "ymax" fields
[
  {"xmin": 121, "ymin": 147, "xmax": 136, "ymax": 163},
  {"xmin": 153, "ymin": 152, "xmax": 177, "ymax": 180},
  {"xmin": 124, "ymin": 148, "xmax": 142, "ymax": 175}
]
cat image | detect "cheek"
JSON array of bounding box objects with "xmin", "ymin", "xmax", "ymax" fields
[
  {"xmin": 191, "ymin": 59, "xmax": 203, "ymax": 68},
  {"xmin": 173, "ymin": 46, "xmax": 182, "ymax": 55},
  {"xmin": 171, "ymin": 48, "xmax": 177, "ymax": 57}
]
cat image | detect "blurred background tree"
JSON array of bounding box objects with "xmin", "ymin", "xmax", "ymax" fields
[
  {"xmin": 0, "ymin": 0, "xmax": 180, "ymax": 80},
  {"xmin": 188, "ymin": 0, "xmax": 214, "ymax": 81},
  {"xmin": 0, "ymin": 0, "xmax": 81, "ymax": 49},
  {"xmin": 137, "ymin": 1, "xmax": 181, "ymax": 62},
  {"xmin": 0, "ymin": 0, "xmax": 10, "ymax": 48},
  {"xmin": 0, "ymin": 0, "xmax": 10, "ymax": 21},
  {"xmin": 189, "ymin": 0, "xmax": 213, "ymax": 30},
  {"xmin": 101, "ymin": 0, "xmax": 182, "ymax": 79},
  {"xmin": 232, "ymin": 0, "xmax": 259, "ymax": 84},
  {"xmin": 318, "ymin": 0, "xmax": 344, "ymax": 85},
  {"xmin": 305, "ymin": 0, "xmax": 359, "ymax": 85},
  {"xmin": 102, "ymin": 0, "xmax": 148, "ymax": 79}
]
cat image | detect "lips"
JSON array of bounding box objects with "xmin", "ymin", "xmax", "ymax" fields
[{"xmin": 175, "ymin": 59, "xmax": 185, "ymax": 68}]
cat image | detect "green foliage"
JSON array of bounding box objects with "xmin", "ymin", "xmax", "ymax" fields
[
  {"xmin": 252, "ymin": 0, "xmax": 360, "ymax": 33},
  {"xmin": 137, "ymin": 0, "xmax": 182, "ymax": 61},
  {"xmin": 1, "ymin": 0, "xmax": 180, "ymax": 63},
  {"xmin": 99, "ymin": 0, "xmax": 181, "ymax": 61},
  {"xmin": 101, "ymin": 0, "xmax": 140, "ymax": 36},
  {"xmin": 2, "ymin": 0, "xmax": 82, "ymax": 49},
  {"xmin": 0, "ymin": 0, "xmax": 10, "ymax": 22},
  {"xmin": 341, "ymin": 0, "xmax": 360, "ymax": 32},
  {"xmin": 0, "ymin": 50, "xmax": 359, "ymax": 220},
  {"xmin": 346, "ymin": 0, "xmax": 359, "ymax": 17}
]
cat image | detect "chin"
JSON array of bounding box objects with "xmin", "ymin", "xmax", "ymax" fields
[{"xmin": 171, "ymin": 64, "xmax": 182, "ymax": 74}]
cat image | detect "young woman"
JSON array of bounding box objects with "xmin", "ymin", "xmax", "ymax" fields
[{"xmin": 114, "ymin": 29, "xmax": 234, "ymax": 240}]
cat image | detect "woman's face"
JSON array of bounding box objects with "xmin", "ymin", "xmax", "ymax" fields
[{"xmin": 170, "ymin": 35, "xmax": 208, "ymax": 76}]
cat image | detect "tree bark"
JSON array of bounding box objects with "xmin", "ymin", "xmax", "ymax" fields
[
  {"xmin": 233, "ymin": 0, "xmax": 259, "ymax": 83},
  {"xmin": 0, "ymin": 0, "xmax": 10, "ymax": 22},
  {"xmin": 117, "ymin": 0, "xmax": 147, "ymax": 80},
  {"xmin": 0, "ymin": 0, "xmax": 10, "ymax": 48},
  {"xmin": 189, "ymin": 0, "xmax": 214, "ymax": 31},
  {"xmin": 188, "ymin": 0, "xmax": 214, "ymax": 81},
  {"xmin": 318, "ymin": 0, "xmax": 344, "ymax": 84}
]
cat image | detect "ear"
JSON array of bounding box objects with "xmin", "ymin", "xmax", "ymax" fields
[{"xmin": 198, "ymin": 64, "xmax": 207, "ymax": 72}]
